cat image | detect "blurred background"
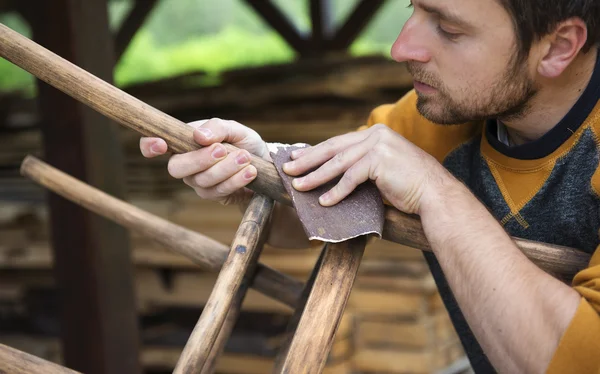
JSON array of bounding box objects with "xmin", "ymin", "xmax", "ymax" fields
[{"xmin": 0, "ymin": 1, "xmax": 471, "ymax": 373}]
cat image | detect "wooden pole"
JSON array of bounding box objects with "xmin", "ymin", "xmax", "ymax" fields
[
  {"xmin": 272, "ymin": 245, "xmax": 326, "ymax": 371},
  {"xmin": 174, "ymin": 195, "xmax": 274, "ymax": 373},
  {"xmin": 25, "ymin": 2, "xmax": 141, "ymax": 372},
  {"xmin": 0, "ymin": 343, "xmax": 80, "ymax": 374},
  {"xmin": 20, "ymin": 156, "xmax": 303, "ymax": 308},
  {"xmin": 0, "ymin": 23, "xmax": 590, "ymax": 280},
  {"xmin": 277, "ymin": 238, "xmax": 366, "ymax": 373}
]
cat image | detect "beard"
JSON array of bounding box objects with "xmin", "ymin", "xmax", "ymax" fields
[{"xmin": 407, "ymin": 57, "xmax": 539, "ymax": 125}]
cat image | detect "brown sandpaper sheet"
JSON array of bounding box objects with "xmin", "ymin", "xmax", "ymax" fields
[{"xmin": 269, "ymin": 143, "xmax": 384, "ymax": 243}]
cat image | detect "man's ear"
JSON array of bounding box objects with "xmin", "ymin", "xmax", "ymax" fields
[{"xmin": 538, "ymin": 17, "xmax": 588, "ymax": 78}]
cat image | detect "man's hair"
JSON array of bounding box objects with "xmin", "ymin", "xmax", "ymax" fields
[{"xmin": 498, "ymin": 0, "xmax": 599, "ymax": 59}]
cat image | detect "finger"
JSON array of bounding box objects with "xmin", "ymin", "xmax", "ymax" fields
[
  {"xmin": 191, "ymin": 165, "xmax": 257, "ymax": 201},
  {"xmin": 291, "ymin": 135, "xmax": 377, "ymax": 192},
  {"xmin": 188, "ymin": 149, "xmax": 253, "ymax": 188},
  {"xmin": 318, "ymin": 156, "xmax": 372, "ymax": 207},
  {"xmin": 167, "ymin": 143, "xmax": 228, "ymax": 179},
  {"xmin": 140, "ymin": 137, "xmax": 168, "ymax": 158},
  {"xmin": 283, "ymin": 130, "xmax": 370, "ymax": 176},
  {"xmin": 191, "ymin": 118, "xmax": 255, "ymax": 146}
]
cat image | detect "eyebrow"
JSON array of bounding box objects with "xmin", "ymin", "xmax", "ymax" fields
[{"xmin": 415, "ymin": 1, "xmax": 473, "ymax": 30}]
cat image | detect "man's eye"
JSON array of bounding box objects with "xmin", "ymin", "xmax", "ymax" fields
[{"xmin": 437, "ymin": 25, "xmax": 461, "ymax": 40}]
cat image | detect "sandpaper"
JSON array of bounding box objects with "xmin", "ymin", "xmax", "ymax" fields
[{"xmin": 269, "ymin": 143, "xmax": 384, "ymax": 243}]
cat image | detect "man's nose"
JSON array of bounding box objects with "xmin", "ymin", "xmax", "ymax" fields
[{"xmin": 391, "ymin": 18, "xmax": 432, "ymax": 64}]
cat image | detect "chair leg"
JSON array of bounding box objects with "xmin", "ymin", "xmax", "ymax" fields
[
  {"xmin": 173, "ymin": 194, "xmax": 275, "ymax": 373},
  {"xmin": 274, "ymin": 236, "xmax": 366, "ymax": 373},
  {"xmin": 272, "ymin": 243, "xmax": 327, "ymax": 371}
]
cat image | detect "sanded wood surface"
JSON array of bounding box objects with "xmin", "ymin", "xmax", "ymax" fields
[
  {"xmin": 0, "ymin": 23, "xmax": 590, "ymax": 281},
  {"xmin": 0, "ymin": 343, "xmax": 80, "ymax": 374},
  {"xmin": 278, "ymin": 238, "xmax": 366, "ymax": 373},
  {"xmin": 19, "ymin": 156, "xmax": 302, "ymax": 308},
  {"xmin": 174, "ymin": 195, "xmax": 274, "ymax": 373}
]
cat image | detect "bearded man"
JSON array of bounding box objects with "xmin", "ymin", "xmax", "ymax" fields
[{"xmin": 140, "ymin": 0, "xmax": 600, "ymax": 372}]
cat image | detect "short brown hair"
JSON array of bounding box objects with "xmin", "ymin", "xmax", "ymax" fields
[{"xmin": 498, "ymin": 0, "xmax": 599, "ymax": 58}]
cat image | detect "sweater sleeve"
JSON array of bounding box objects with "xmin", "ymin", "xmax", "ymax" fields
[{"xmin": 546, "ymin": 247, "xmax": 600, "ymax": 373}]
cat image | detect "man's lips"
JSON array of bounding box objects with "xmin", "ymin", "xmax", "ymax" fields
[{"xmin": 413, "ymin": 80, "xmax": 437, "ymax": 93}]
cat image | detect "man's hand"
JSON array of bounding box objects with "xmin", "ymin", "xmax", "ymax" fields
[
  {"xmin": 139, "ymin": 118, "xmax": 270, "ymax": 206},
  {"xmin": 282, "ymin": 124, "xmax": 451, "ymax": 214}
]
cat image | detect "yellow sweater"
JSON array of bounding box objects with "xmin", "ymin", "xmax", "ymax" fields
[{"xmin": 362, "ymin": 55, "xmax": 600, "ymax": 373}]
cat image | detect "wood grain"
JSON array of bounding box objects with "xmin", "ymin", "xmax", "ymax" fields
[
  {"xmin": 0, "ymin": 343, "xmax": 80, "ymax": 374},
  {"xmin": 1, "ymin": 23, "xmax": 590, "ymax": 280},
  {"xmin": 174, "ymin": 195, "xmax": 274, "ymax": 373},
  {"xmin": 277, "ymin": 237, "xmax": 366, "ymax": 373},
  {"xmin": 19, "ymin": 156, "xmax": 302, "ymax": 309}
]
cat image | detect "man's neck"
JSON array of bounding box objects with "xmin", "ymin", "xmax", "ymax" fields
[{"xmin": 502, "ymin": 47, "xmax": 598, "ymax": 146}]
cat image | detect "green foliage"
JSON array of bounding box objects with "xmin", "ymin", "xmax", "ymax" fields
[
  {"xmin": 115, "ymin": 25, "xmax": 295, "ymax": 87},
  {"xmin": 0, "ymin": 0, "xmax": 413, "ymax": 94}
]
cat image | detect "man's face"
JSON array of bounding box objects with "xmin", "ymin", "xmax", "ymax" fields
[{"xmin": 392, "ymin": 0, "xmax": 539, "ymax": 124}]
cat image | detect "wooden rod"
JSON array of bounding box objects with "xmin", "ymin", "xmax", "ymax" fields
[
  {"xmin": 174, "ymin": 195, "xmax": 275, "ymax": 373},
  {"xmin": 0, "ymin": 23, "xmax": 590, "ymax": 280},
  {"xmin": 272, "ymin": 245, "xmax": 326, "ymax": 372},
  {"xmin": 20, "ymin": 156, "xmax": 302, "ymax": 308},
  {"xmin": 277, "ymin": 238, "xmax": 366, "ymax": 373},
  {"xmin": 0, "ymin": 343, "xmax": 80, "ymax": 374},
  {"xmin": 200, "ymin": 288, "xmax": 246, "ymax": 374}
]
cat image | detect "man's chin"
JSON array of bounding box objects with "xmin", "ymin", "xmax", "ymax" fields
[{"xmin": 416, "ymin": 100, "xmax": 467, "ymax": 125}]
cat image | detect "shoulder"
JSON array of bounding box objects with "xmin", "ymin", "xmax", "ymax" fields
[{"xmin": 363, "ymin": 90, "xmax": 482, "ymax": 163}]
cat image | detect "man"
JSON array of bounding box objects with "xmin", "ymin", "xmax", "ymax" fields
[{"xmin": 140, "ymin": 0, "xmax": 600, "ymax": 372}]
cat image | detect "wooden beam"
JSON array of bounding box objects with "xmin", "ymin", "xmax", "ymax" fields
[
  {"xmin": 114, "ymin": 0, "xmax": 158, "ymax": 62},
  {"xmin": 243, "ymin": 0, "xmax": 310, "ymax": 56},
  {"xmin": 309, "ymin": 0, "xmax": 334, "ymax": 51},
  {"xmin": 27, "ymin": 1, "xmax": 141, "ymax": 373},
  {"xmin": 329, "ymin": 0, "xmax": 385, "ymax": 51}
]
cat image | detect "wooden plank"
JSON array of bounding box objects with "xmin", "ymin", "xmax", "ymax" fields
[
  {"xmin": 243, "ymin": 0, "xmax": 310, "ymax": 56},
  {"xmin": 328, "ymin": 0, "xmax": 385, "ymax": 51},
  {"xmin": 27, "ymin": 2, "xmax": 141, "ymax": 373},
  {"xmin": 114, "ymin": 0, "xmax": 158, "ymax": 61}
]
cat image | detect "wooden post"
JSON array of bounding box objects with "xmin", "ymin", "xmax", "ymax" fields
[
  {"xmin": 115, "ymin": 0, "xmax": 158, "ymax": 61},
  {"xmin": 26, "ymin": 1, "xmax": 141, "ymax": 373}
]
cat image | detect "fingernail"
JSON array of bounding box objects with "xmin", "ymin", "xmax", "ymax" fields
[
  {"xmin": 291, "ymin": 149, "xmax": 305, "ymax": 159},
  {"xmin": 150, "ymin": 144, "xmax": 162, "ymax": 155},
  {"xmin": 236, "ymin": 152, "xmax": 249, "ymax": 165},
  {"xmin": 243, "ymin": 169, "xmax": 256, "ymax": 180},
  {"xmin": 292, "ymin": 177, "xmax": 305, "ymax": 188},
  {"xmin": 197, "ymin": 127, "xmax": 213, "ymax": 139},
  {"xmin": 319, "ymin": 192, "xmax": 331, "ymax": 205},
  {"xmin": 283, "ymin": 161, "xmax": 294, "ymax": 171},
  {"xmin": 211, "ymin": 145, "xmax": 226, "ymax": 159}
]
